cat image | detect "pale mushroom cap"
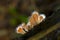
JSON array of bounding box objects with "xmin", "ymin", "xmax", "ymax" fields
[
  {"xmin": 16, "ymin": 23, "xmax": 26, "ymax": 34},
  {"xmin": 32, "ymin": 11, "xmax": 39, "ymax": 15},
  {"xmin": 39, "ymin": 14, "xmax": 46, "ymax": 19}
]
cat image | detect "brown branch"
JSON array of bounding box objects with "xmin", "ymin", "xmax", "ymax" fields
[{"xmin": 28, "ymin": 22, "xmax": 60, "ymax": 40}]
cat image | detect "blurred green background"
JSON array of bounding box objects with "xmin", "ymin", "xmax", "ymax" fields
[{"xmin": 0, "ymin": 0, "xmax": 60, "ymax": 40}]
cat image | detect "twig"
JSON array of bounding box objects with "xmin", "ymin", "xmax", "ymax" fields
[{"xmin": 28, "ymin": 22, "xmax": 60, "ymax": 40}]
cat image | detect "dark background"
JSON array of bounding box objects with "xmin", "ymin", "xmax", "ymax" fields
[{"xmin": 0, "ymin": 0, "xmax": 60, "ymax": 40}]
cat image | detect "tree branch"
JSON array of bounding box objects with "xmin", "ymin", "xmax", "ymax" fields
[{"xmin": 28, "ymin": 22, "xmax": 60, "ymax": 40}]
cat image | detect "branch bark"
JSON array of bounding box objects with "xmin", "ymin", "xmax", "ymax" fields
[{"xmin": 28, "ymin": 22, "xmax": 60, "ymax": 40}]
